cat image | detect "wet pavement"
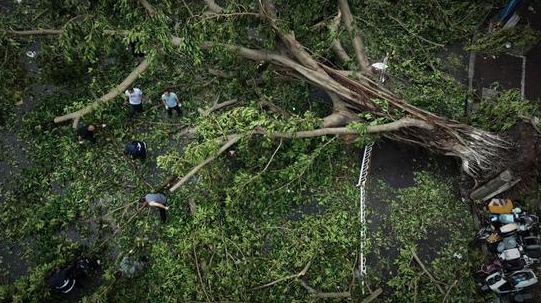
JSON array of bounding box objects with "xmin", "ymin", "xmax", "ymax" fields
[
  {"xmin": 364, "ymin": 140, "xmax": 460, "ymax": 293},
  {"xmin": 473, "ymin": 2, "xmax": 541, "ymax": 101},
  {"xmin": 524, "ymin": 4, "xmax": 541, "ymax": 100}
]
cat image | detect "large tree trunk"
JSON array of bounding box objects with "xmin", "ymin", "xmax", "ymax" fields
[{"xmin": 202, "ymin": 0, "xmax": 514, "ymax": 183}]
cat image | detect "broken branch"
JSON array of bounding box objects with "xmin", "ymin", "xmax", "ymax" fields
[
  {"xmin": 192, "ymin": 245, "xmax": 212, "ymax": 303},
  {"xmin": 3, "ymin": 29, "xmax": 63, "ymax": 35},
  {"xmin": 252, "ymin": 260, "xmax": 311, "ymax": 290},
  {"xmin": 139, "ymin": 0, "xmax": 156, "ymax": 15},
  {"xmin": 411, "ymin": 250, "xmax": 445, "ymax": 295},
  {"xmin": 197, "ymin": 99, "xmax": 238, "ymax": 116},
  {"xmin": 203, "ymin": 0, "xmax": 223, "ymax": 14},
  {"xmin": 169, "ymin": 134, "xmax": 241, "ymax": 192},
  {"xmin": 361, "ymin": 288, "xmax": 383, "ymax": 303},
  {"xmin": 299, "ymin": 280, "xmax": 351, "ymax": 298}
]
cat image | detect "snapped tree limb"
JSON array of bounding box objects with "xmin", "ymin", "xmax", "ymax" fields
[
  {"xmin": 3, "ymin": 29, "xmax": 63, "ymax": 35},
  {"xmin": 299, "ymin": 280, "xmax": 351, "ymax": 298},
  {"xmin": 197, "ymin": 99, "xmax": 238, "ymax": 116},
  {"xmin": 252, "ymin": 261, "xmax": 312, "ymax": 290},
  {"xmin": 169, "ymin": 134, "xmax": 241, "ymax": 192},
  {"xmin": 139, "ymin": 0, "xmax": 156, "ymax": 16},
  {"xmin": 255, "ymin": 118, "xmax": 433, "ymax": 139}
]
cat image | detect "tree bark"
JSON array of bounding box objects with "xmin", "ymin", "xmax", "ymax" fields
[
  {"xmin": 197, "ymin": 99, "xmax": 238, "ymax": 116},
  {"xmin": 321, "ymin": 91, "xmax": 359, "ymax": 127},
  {"xmin": 330, "ymin": 10, "xmax": 352, "ymax": 63},
  {"xmin": 139, "ymin": 0, "xmax": 156, "ymax": 15},
  {"xmin": 3, "ymin": 29, "xmax": 63, "ymax": 35},
  {"xmin": 203, "ymin": 0, "xmax": 223, "ymax": 14},
  {"xmin": 255, "ymin": 118, "xmax": 433, "ymax": 139}
]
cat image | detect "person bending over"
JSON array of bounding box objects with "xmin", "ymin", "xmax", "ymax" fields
[{"xmin": 124, "ymin": 140, "xmax": 147, "ymax": 160}]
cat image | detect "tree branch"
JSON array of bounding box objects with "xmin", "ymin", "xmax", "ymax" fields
[
  {"xmin": 330, "ymin": 10, "xmax": 351, "ymax": 63},
  {"xmin": 360, "ymin": 288, "xmax": 383, "ymax": 303},
  {"xmin": 388, "ymin": 15, "xmax": 445, "ymax": 47},
  {"xmin": 252, "ymin": 261, "xmax": 311, "ymax": 290},
  {"xmin": 321, "ymin": 90, "xmax": 359, "ymax": 127},
  {"xmin": 258, "ymin": 0, "xmax": 321, "ymax": 71},
  {"xmin": 202, "ymin": 42, "xmax": 378, "ymax": 112},
  {"xmin": 208, "ymin": 68, "xmax": 234, "ymax": 78},
  {"xmin": 258, "ymin": 99, "xmax": 292, "ymax": 119},
  {"xmin": 197, "ymin": 99, "xmax": 238, "ymax": 116},
  {"xmin": 167, "ymin": 118, "xmax": 431, "ymax": 194},
  {"xmin": 299, "ymin": 280, "xmax": 351, "ymax": 298},
  {"xmin": 411, "ymin": 250, "xmax": 445, "ymax": 295},
  {"xmin": 257, "ymin": 117, "xmax": 433, "ymax": 139},
  {"xmin": 203, "ymin": 0, "xmax": 223, "ymax": 14},
  {"xmin": 139, "ymin": 0, "xmax": 156, "ymax": 16},
  {"xmin": 169, "ymin": 134, "xmax": 241, "ymax": 192},
  {"xmin": 54, "ymin": 58, "xmax": 151, "ymax": 125},
  {"xmin": 3, "ymin": 29, "xmax": 63, "ymax": 35},
  {"xmin": 337, "ymin": 0, "xmax": 371, "ymax": 71},
  {"xmin": 192, "ymin": 245, "xmax": 212, "ymax": 303}
]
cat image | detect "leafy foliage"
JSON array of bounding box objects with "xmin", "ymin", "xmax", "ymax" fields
[
  {"xmin": 0, "ymin": 0, "xmax": 518, "ymax": 302},
  {"xmin": 369, "ymin": 172, "xmax": 485, "ymax": 303},
  {"xmin": 466, "ymin": 25, "xmax": 541, "ymax": 55},
  {"xmin": 471, "ymin": 87, "xmax": 539, "ymax": 132}
]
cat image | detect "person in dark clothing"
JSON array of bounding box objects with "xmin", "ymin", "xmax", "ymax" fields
[
  {"xmin": 77, "ymin": 124, "xmax": 96, "ymax": 143},
  {"xmin": 49, "ymin": 267, "xmax": 76, "ymax": 294},
  {"xmin": 129, "ymin": 40, "xmax": 145, "ymax": 64},
  {"xmin": 144, "ymin": 193, "xmax": 168, "ymax": 223},
  {"xmin": 124, "ymin": 141, "xmax": 147, "ymax": 160}
]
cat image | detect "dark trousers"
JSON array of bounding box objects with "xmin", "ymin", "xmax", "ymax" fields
[
  {"xmin": 133, "ymin": 147, "xmax": 147, "ymax": 160},
  {"xmin": 129, "ymin": 104, "xmax": 143, "ymax": 119},
  {"xmin": 167, "ymin": 105, "xmax": 182, "ymax": 117},
  {"xmin": 158, "ymin": 208, "xmax": 167, "ymax": 223}
]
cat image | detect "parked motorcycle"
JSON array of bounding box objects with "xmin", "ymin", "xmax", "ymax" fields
[
  {"xmin": 481, "ymin": 269, "xmax": 538, "ymax": 294},
  {"xmin": 490, "ymin": 211, "xmax": 539, "ymax": 232},
  {"xmin": 474, "ymin": 258, "xmax": 502, "ymax": 282}
]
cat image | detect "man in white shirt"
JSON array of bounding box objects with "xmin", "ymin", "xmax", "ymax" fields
[{"xmin": 125, "ymin": 87, "xmax": 144, "ymax": 119}]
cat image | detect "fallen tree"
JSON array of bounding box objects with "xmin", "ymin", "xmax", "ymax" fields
[{"xmin": 6, "ymin": 0, "xmax": 520, "ymax": 185}]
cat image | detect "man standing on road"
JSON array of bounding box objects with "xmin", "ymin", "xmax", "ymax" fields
[
  {"xmin": 125, "ymin": 87, "xmax": 144, "ymax": 119},
  {"xmin": 144, "ymin": 193, "xmax": 169, "ymax": 223},
  {"xmin": 161, "ymin": 89, "xmax": 182, "ymax": 117}
]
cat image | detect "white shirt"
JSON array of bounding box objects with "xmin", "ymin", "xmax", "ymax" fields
[{"xmin": 125, "ymin": 88, "xmax": 143, "ymax": 105}]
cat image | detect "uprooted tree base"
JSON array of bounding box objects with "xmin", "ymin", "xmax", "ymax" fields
[{"xmin": 501, "ymin": 122, "xmax": 541, "ymax": 193}]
